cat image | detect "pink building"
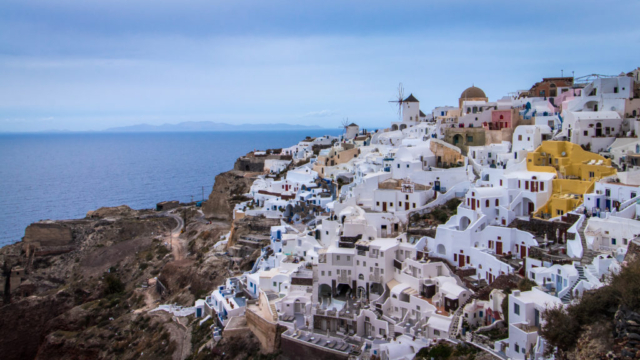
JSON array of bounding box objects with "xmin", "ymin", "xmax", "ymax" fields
[{"xmin": 485, "ymin": 109, "xmax": 513, "ymax": 130}]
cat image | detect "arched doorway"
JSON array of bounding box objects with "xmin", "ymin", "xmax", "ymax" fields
[
  {"xmin": 335, "ymin": 284, "xmax": 352, "ymax": 300},
  {"xmin": 436, "ymin": 244, "xmax": 446, "ymax": 255},
  {"xmin": 318, "ymin": 284, "xmax": 332, "ymax": 302},
  {"xmin": 595, "ymin": 122, "xmax": 602, "ymax": 137},
  {"xmin": 391, "ymin": 124, "xmax": 399, "ymax": 131},
  {"xmin": 522, "ymin": 198, "xmax": 534, "ymax": 216},
  {"xmin": 370, "ymin": 283, "xmax": 383, "ymax": 296},
  {"xmin": 453, "ymin": 134, "xmax": 463, "ymax": 146},
  {"xmin": 459, "ymin": 216, "xmax": 471, "ymax": 230}
]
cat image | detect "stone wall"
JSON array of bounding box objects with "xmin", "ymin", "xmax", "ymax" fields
[
  {"xmin": 511, "ymin": 216, "xmax": 576, "ymax": 242},
  {"xmin": 245, "ymin": 308, "xmax": 286, "ymax": 353},
  {"xmin": 234, "ymin": 156, "xmax": 266, "ymax": 172},
  {"xmin": 23, "ymin": 223, "xmax": 73, "ymax": 248},
  {"xmin": 443, "ymin": 128, "xmax": 486, "ymax": 155},
  {"xmin": 613, "ymin": 306, "xmax": 640, "ymax": 358}
]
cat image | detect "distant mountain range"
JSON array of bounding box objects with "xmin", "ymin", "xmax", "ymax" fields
[{"xmin": 103, "ymin": 121, "xmax": 325, "ymax": 132}]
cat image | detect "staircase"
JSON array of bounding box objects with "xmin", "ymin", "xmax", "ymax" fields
[
  {"xmin": 269, "ymin": 303, "xmax": 278, "ymax": 321},
  {"xmin": 561, "ymin": 265, "xmax": 588, "ymax": 303},
  {"xmin": 578, "ymin": 220, "xmax": 597, "ymax": 265},
  {"xmin": 448, "ymin": 294, "xmax": 478, "ymax": 338}
]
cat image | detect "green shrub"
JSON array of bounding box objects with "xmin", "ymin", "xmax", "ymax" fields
[{"xmin": 103, "ymin": 274, "xmax": 125, "ymax": 295}]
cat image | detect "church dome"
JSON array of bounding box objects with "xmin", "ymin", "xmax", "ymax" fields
[{"xmin": 460, "ymin": 86, "xmax": 486, "ymax": 99}]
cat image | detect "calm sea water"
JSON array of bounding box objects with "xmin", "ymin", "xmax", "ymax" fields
[{"xmin": 0, "ymin": 130, "xmax": 341, "ymax": 247}]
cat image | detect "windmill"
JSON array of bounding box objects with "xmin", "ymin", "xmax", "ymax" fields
[
  {"xmin": 339, "ymin": 118, "xmax": 350, "ymax": 136},
  {"xmin": 389, "ymin": 83, "xmax": 405, "ymax": 120}
]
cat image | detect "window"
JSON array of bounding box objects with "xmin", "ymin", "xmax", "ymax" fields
[
  {"xmin": 540, "ymin": 182, "xmax": 544, "ymax": 191},
  {"xmin": 485, "ymin": 200, "xmax": 489, "ymax": 207},
  {"xmin": 337, "ymin": 255, "xmax": 340, "ymax": 260},
  {"xmin": 413, "ymin": 203, "xmax": 416, "ymax": 208},
  {"xmin": 614, "ymin": 87, "xmax": 619, "ymax": 94},
  {"xmin": 495, "ymin": 199, "xmax": 499, "ymax": 206},
  {"xmin": 376, "ymin": 202, "xmax": 380, "ymax": 206},
  {"xmin": 514, "ymin": 303, "xmax": 520, "ymax": 315},
  {"xmin": 397, "ymin": 164, "xmax": 400, "ymax": 168},
  {"xmin": 525, "ymin": 181, "xmax": 529, "ymax": 190},
  {"xmin": 321, "ymin": 271, "xmax": 325, "ymax": 276},
  {"xmin": 328, "ymin": 271, "xmax": 331, "ymax": 276},
  {"xmin": 273, "ymin": 282, "xmax": 277, "ymax": 287},
  {"xmin": 347, "ymin": 256, "xmax": 350, "ymax": 261},
  {"xmin": 357, "ymin": 260, "xmax": 359, "ymax": 265},
  {"xmin": 589, "ymin": 171, "xmax": 595, "ymax": 179},
  {"xmin": 406, "ymin": 195, "xmax": 409, "ymax": 200},
  {"xmin": 467, "ymin": 135, "xmax": 473, "ymax": 143},
  {"xmin": 584, "ymin": 130, "xmax": 588, "ymax": 136},
  {"xmin": 606, "ymin": 189, "xmax": 611, "ymax": 197},
  {"xmin": 612, "ymin": 238, "xmax": 617, "ymax": 245},
  {"xmin": 434, "ymin": 330, "xmax": 440, "ymax": 336},
  {"xmin": 515, "ymin": 344, "xmax": 520, "ymax": 353}
]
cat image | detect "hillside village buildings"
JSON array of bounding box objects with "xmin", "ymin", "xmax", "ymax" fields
[{"xmin": 195, "ymin": 68, "xmax": 640, "ymax": 359}]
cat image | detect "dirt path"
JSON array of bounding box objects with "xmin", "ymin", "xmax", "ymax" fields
[{"xmin": 149, "ymin": 311, "xmax": 192, "ymax": 360}]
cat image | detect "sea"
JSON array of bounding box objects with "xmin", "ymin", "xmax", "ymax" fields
[{"xmin": 0, "ymin": 130, "xmax": 342, "ymax": 248}]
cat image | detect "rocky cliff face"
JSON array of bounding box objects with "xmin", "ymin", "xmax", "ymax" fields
[
  {"xmin": 202, "ymin": 170, "xmax": 255, "ymax": 221},
  {"xmin": 0, "ymin": 203, "xmax": 238, "ymax": 360}
]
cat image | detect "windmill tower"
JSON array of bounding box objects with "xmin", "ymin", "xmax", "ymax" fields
[{"xmin": 340, "ymin": 118, "xmax": 359, "ymax": 140}]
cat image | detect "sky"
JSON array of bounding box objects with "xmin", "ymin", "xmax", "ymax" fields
[{"xmin": 0, "ymin": 0, "xmax": 639, "ymax": 132}]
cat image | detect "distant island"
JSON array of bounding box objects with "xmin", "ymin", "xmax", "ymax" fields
[{"xmin": 103, "ymin": 121, "xmax": 325, "ymax": 132}]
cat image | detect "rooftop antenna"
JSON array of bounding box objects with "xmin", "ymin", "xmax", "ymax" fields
[{"xmin": 388, "ymin": 83, "xmax": 405, "ymax": 120}]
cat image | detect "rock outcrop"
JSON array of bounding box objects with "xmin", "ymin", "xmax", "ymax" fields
[{"xmin": 202, "ymin": 170, "xmax": 255, "ymax": 221}]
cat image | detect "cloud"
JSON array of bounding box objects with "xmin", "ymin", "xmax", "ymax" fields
[{"xmin": 303, "ymin": 110, "xmax": 338, "ymax": 118}]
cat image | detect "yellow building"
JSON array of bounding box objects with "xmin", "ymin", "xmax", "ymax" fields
[{"xmin": 526, "ymin": 141, "xmax": 616, "ymax": 218}]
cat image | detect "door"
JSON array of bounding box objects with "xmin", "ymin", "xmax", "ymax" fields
[
  {"xmin": 528, "ymin": 202, "xmax": 535, "ymax": 215},
  {"xmin": 458, "ymin": 253, "xmax": 465, "ymax": 267},
  {"xmin": 405, "ymin": 202, "xmax": 409, "ymax": 211},
  {"xmin": 294, "ymin": 302, "xmax": 302, "ymax": 314},
  {"xmin": 381, "ymin": 225, "xmax": 387, "ymax": 237},
  {"xmin": 606, "ymin": 199, "xmax": 611, "ymax": 211},
  {"xmin": 521, "ymin": 245, "xmax": 527, "ymax": 259},
  {"xmin": 471, "ymin": 199, "xmax": 476, "ymax": 210},
  {"xmin": 596, "ymin": 198, "xmax": 600, "ymax": 210},
  {"xmin": 383, "ymin": 202, "xmax": 387, "ymax": 212},
  {"xmin": 496, "ymin": 242, "xmax": 503, "ymax": 255}
]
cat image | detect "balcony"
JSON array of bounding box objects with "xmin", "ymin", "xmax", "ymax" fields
[{"xmin": 369, "ymin": 274, "xmax": 382, "ymax": 283}]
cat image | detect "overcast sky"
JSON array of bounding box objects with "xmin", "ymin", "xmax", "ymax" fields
[{"xmin": 1, "ymin": 0, "xmax": 639, "ymax": 132}]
